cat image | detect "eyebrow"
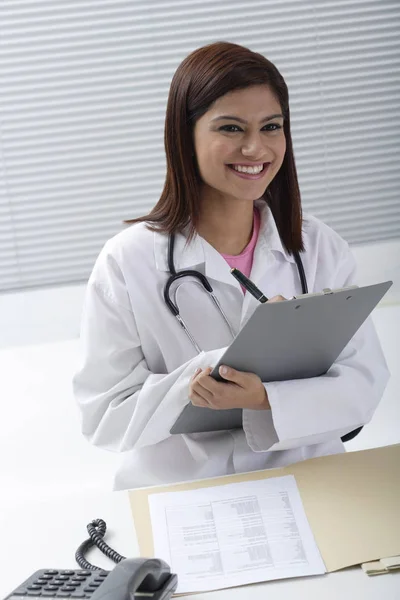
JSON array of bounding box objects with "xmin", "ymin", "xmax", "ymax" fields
[{"xmin": 211, "ymin": 113, "xmax": 284, "ymax": 124}]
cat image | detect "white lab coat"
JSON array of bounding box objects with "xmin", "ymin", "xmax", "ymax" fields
[{"xmin": 73, "ymin": 201, "xmax": 389, "ymax": 490}]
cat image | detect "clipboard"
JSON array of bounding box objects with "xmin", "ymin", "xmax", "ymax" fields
[{"xmin": 170, "ymin": 280, "xmax": 392, "ymax": 435}]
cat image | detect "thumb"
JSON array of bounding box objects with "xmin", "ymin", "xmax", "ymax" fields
[{"xmin": 219, "ymin": 365, "xmax": 245, "ymax": 384}]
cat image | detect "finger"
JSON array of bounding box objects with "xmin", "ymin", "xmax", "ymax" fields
[
  {"xmin": 267, "ymin": 295, "xmax": 287, "ymax": 303},
  {"xmin": 191, "ymin": 367, "xmax": 202, "ymax": 382},
  {"xmin": 218, "ymin": 365, "xmax": 249, "ymax": 386},
  {"xmin": 189, "ymin": 390, "xmax": 210, "ymax": 408},
  {"xmin": 195, "ymin": 371, "xmax": 224, "ymax": 395},
  {"xmin": 192, "ymin": 380, "xmax": 215, "ymax": 403}
]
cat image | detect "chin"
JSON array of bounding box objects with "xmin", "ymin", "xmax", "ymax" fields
[{"xmin": 231, "ymin": 187, "xmax": 267, "ymax": 201}]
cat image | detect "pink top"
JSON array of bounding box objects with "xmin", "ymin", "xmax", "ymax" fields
[{"xmin": 221, "ymin": 208, "xmax": 261, "ymax": 293}]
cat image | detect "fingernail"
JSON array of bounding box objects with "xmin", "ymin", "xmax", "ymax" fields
[
  {"xmin": 194, "ymin": 368, "xmax": 201, "ymax": 376},
  {"xmin": 219, "ymin": 365, "xmax": 228, "ymax": 375}
]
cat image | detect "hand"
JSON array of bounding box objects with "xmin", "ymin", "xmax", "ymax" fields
[
  {"xmin": 188, "ymin": 295, "xmax": 285, "ymax": 411},
  {"xmin": 189, "ymin": 365, "xmax": 271, "ymax": 411}
]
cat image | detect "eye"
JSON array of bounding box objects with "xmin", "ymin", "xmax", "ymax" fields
[
  {"xmin": 262, "ymin": 123, "xmax": 283, "ymax": 132},
  {"xmin": 218, "ymin": 124, "xmax": 243, "ymax": 133}
]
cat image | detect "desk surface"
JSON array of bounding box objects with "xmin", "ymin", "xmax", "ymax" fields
[
  {"xmin": 1, "ymin": 305, "xmax": 399, "ymax": 598},
  {"xmin": 1, "ymin": 488, "xmax": 399, "ymax": 600}
]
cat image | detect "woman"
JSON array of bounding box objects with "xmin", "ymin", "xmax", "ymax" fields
[{"xmin": 73, "ymin": 42, "xmax": 389, "ymax": 490}]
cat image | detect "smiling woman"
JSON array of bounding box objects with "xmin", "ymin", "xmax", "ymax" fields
[
  {"xmin": 72, "ymin": 42, "xmax": 389, "ymax": 491},
  {"xmin": 125, "ymin": 41, "xmax": 303, "ymax": 254},
  {"xmin": 193, "ymin": 85, "xmax": 287, "ymax": 253}
]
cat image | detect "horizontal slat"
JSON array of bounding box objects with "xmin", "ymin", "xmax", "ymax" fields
[
  {"xmin": 2, "ymin": 34, "xmax": 398, "ymax": 74},
  {"xmin": 304, "ymin": 198, "xmax": 400, "ymax": 219},
  {"xmin": 0, "ymin": 13, "xmax": 397, "ymax": 58},
  {"xmin": 4, "ymin": 3, "xmax": 397, "ymax": 35},
  {"xmin": 5, "ymin": 172, "xmax": 165, "ymax": 194},
  {"xmin": 1, "ymin": 7, "xmax": 398, "ymax": 45},
  {"xmin": 316, "ymin": 208, "xmax": 400, "ymax": 228},
  {"xmin": 1, "ymin": 0, "xmax": 399, "ymax": 292},
  {"xmin": 10, "ymin": 234, "xmax": 126, "ymax": 255},
  {"xmin": 0, "ymin": 201, "xmax": 148, "ymax": 222},
  {"xmin": 2, "ymin": 20, "xmax": 398, "ymax": 62},
  {"xmin": 7, "ymin": 240, "xmax": 112, "ymax": 261},
  {"xmin": 301, "ymin": 178, "xmax": 399, "ymax": 196},
  {"xmin": 2, "ymin": 73, "xmax": 399, "ymax": 114},
  {"xmin": 2, "ymin": 60, "xmax": 399, "ymax": 96},
  {"xmin": 15, "ymin": 265, "xmax": 92, "ymax": 281},
  {"xmin": 2, "ymin": 32, "xmax": 399, "ymax": 73},
  {"xmin": 1, "ymin": 0, "xmax": 395, "ymax": 25},
  {"xmin": 335, "ymin": 219, "xmax": 400, "ymax": 239},
  {"xmin": 0, "ymin": 0, "xmax": 386, "ymax": 14},
  {"xmin": 0, "ymin": 180, "xmax": 164, "ymax": 204},
  {"xmin": 2, "ymin": 35, "xmax": 399, "ymax": 72},
  {"xmin": 347, "ymin": 229, "xmax": 400, "ymax": 244},
  {"xmin": 0, "ymin": 26, "xmax": 321, "ymax": 51}
]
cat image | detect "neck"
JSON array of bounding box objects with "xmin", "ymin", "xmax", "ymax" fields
[{"xmin": 196, "ymin": 190, "xmax": 255, "ymax": 255}]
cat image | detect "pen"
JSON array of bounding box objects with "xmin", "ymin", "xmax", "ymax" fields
[{"xmin": 230, "ymin": 268, "xmax": 268, "ymax": 303}]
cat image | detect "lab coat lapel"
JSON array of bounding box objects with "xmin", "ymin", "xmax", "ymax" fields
[
  {"xmin": 240, "ymin": 201, "xmax": 297, "ymax": 326},
  {"xmin": 152, "ymin": 201, "xmax": 289, "ymax": 314},
  {"xmin": 202, "ymin": 238, "xmax": 243, "ymax": 292},
  {"xmin": 153, "ymin": 228, "xmax": 243, "ymax": 302},
  {"xmin": 240, "ymin": 233, "xmax": 275, "ymax": 327}
]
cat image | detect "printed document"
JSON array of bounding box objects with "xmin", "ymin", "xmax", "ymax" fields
[{"xmin": 148, "ymin": 475, "xmax": 326, "ymax": 593}]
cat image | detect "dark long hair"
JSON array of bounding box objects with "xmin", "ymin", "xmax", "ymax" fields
[{"xmin": 126, "ymin": 41, "xmax": 304, "ymax": 253}]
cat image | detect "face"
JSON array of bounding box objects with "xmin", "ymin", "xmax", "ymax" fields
[{"xmin": 193, "ymin": 85, "xmax": 286, "ymax": 205}]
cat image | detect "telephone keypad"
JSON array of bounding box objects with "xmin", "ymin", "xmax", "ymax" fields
[{"xmin": 5, "ymin": 569, "xmax": 110, "ymax": 599}]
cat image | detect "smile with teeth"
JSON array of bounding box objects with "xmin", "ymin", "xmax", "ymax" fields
[{"xmin": 230, "ymin": 164, "xmax": 265, "ymax": 174}]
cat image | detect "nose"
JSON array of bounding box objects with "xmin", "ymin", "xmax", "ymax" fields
[{"xmin": 241, "ymin": 132, "xmax": 268, "ymax": 160}]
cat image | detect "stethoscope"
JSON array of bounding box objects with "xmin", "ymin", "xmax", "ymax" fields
[{"xmin": 163, "ymin": 233, "xmax": 308, "ymax": 353}]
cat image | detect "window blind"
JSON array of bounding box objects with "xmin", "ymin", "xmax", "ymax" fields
[{"xmin": 1, "ymin": 0, "xmax": 399, "ymax": 291}]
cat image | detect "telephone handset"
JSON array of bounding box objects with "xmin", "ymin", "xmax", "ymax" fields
[
  {"xmin": 90, "ymin": 557, "xmax": 177, "ymax": 600},
  {"xmin": 76, "ymin": 518, "xmax": 177, "ymax": 599},
  {"xmin": 3, "ymin": 519, "xmax": 178, "ymax": 600}
]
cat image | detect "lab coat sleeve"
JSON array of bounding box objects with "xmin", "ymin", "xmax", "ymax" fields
[
  {"xmin": 242, "ymin": 246, "xmax": 390, "ymax": 452},
  {"xmin": 73, "ymin": 254, "xmax": 226, "ymax": 453}
]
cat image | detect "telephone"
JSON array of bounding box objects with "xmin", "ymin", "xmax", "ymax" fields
[{"xmin": 3, "ymin": 519, "xmax": 178, "ymax": 600}]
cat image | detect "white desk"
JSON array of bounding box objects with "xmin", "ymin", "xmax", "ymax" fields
[
  {"xmin": 0, "ymin": 306, "xmax": 398, "ymax": 598},
  {"xmin": 1, "ymin": 487, "xmax": 399, "ymax": 600}
]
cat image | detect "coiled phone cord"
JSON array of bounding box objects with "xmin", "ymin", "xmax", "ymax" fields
[{"xmin": 75, "ymin": 518, "xmax": 125, "ymax": 571}]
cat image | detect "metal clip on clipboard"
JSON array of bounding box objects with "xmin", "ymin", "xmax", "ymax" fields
[{"xmin": 291, "ymin": 285, "xmax": 359, "ymax": 300}]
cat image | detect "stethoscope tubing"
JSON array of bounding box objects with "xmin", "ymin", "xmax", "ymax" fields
[{"xmin": 164, "ymin": 233, "xmax": 308, "ymax": 352}]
